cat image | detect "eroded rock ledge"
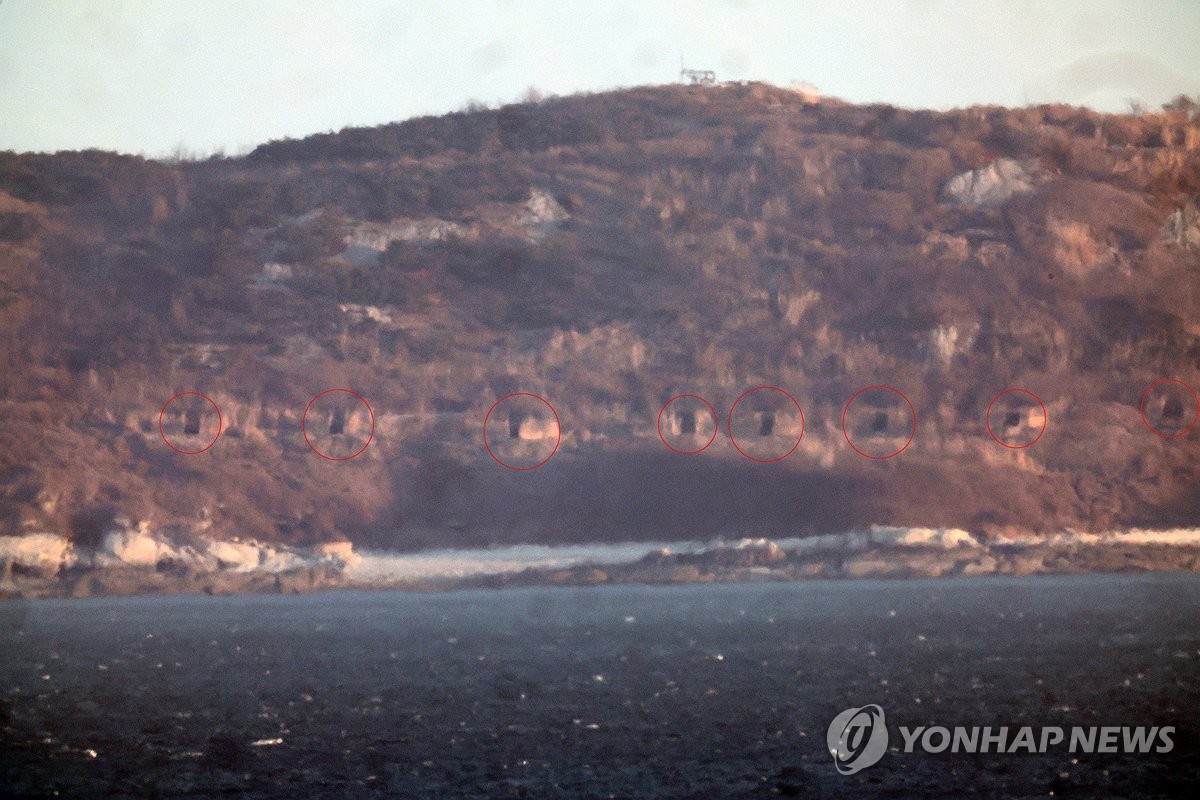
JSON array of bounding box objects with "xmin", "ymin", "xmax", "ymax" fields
[
  {"xmin": 482, "ymin": 537, "xmax": 1200, "ymax": 590},
  {"xmin": 0, "ymin": 521, "xmax": 358, "ymax": 598},
  {"xmin": 3, "ymin": 527, "xmax": 1199, "ymax": 599}
]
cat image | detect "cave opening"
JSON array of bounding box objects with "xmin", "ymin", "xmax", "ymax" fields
[
  {"xmin": 1004, "ymin": 411, "xmax": 1021, "ymax": 429},
  {"xmin": 759, "ymin": 412, "xmax": 775, "ymax": 437},
  {"xmin": 871, "ymin": 411, "xmax": 888, "ymax": 433},
  {"xmin": 1163, "ymin": 396, "xmax": 1184, "ymax": 420},
  {"xmin": 508, "ymin": 412, "xmax": 523, "ymax": 439},
  {"xmin": 679, "ymin": 409, "xmax": 696, "ymax": 435},
  {"xmin": 329, "ymin": 409, "xmax": 345, "ymax": 436},
  {"xmin": 184, "ymin": 409, "xmax": 201, "ymax": 436}
]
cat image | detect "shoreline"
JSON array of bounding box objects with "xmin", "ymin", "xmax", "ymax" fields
[{"xmin": 4, "ymin": 527, "xmax": 1200, "ymax": 600}]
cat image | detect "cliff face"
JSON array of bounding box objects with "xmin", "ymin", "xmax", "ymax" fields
[{"xmin": 1, "ymin": 83, "xmax": 1198, "ymax": 551}]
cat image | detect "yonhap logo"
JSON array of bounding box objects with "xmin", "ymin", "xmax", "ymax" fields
[
  {"xmin": 824, "ymin": 704, "xmax": 1175, "ymax": 775},
  {"xmin": 827, "ymin": 704, "xmax": 889, "ymax": 774}
]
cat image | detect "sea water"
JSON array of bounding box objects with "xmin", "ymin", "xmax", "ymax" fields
[{"xmin": 1, "ymin": 574, "xmax": 1198, "ymax": 797}]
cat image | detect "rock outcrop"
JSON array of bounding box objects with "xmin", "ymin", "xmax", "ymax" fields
[
  {"xmin": 521, "ymin": 189, "xmax": 570, "ymax": 241},
  {"xmin": 0, "ymin": 520, "xmax": 363, "ymax": 598},
  {"xmin": 1162, "ymin": 197, "xmax": 1200, "ymax": 249},
  {"xmin": 0, "ymin": 533, "xmax": 76, "ymax": 574},
  {"xmin": 943, "ymin": 158, "xmax": 1038, "ymax": 208}
]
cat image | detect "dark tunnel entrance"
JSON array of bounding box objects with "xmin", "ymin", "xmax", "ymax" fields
[{"xmin": 758, "ymin": 412, "xmax": 775, "ymax": 437}]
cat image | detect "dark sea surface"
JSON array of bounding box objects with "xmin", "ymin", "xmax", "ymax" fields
[{"xmin": 2, "ymin": 574, "xmax": 1199, "ymax": 798}]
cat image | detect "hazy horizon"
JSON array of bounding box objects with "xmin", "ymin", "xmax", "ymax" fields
[{"xmin": 2, "ymin": 0, "xmax": 1199, "ymax": 158}]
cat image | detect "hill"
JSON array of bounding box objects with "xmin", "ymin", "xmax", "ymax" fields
[{"xmin": 1, "ymin": 82, "xmax": 1199, "ymax": 559}]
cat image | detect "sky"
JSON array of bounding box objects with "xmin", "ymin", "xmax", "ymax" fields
[{"xmin": 1, "ymin": 0, "xmax": 1198, "ymax": 157}]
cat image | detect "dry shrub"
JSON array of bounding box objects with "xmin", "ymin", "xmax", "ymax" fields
[
  {"xmin": 1145, "ymin": 150, "xmax": 1200, "ymax": 198},
  {"xmin": 1048, "ymin": 217, "xmax": 1110, "ymax": 275},
  {"xmin": 832, "ymin": 189, "xmax": 916, "ymax": 238},
  {"xmin": 900, "ymin": 147, "xmax": 955, "ymax": 207},
  {"xmin": 1012, "ymin": 177, "xmax": 1160, "ymax": 256}
]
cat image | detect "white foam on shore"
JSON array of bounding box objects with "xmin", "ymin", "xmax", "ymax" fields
[{"xmin": 346, "ymin": 540, "xmax": 704, "ymax": 584}]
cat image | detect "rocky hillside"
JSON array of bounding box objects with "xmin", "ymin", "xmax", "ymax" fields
[{"xmin": 1, "ymin": 82, "xmax": 1199, "ymax": 554}]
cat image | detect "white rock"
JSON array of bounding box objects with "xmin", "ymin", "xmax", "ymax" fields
[
  {"xmin": 943, "ymin": 158, "xmax": 1037, "ymax": 208},
  {"xmin": 315, "ymin": 541, "xmax": 360, "ymax": 565},
  {"xmin": 345, "ymin": 218, "xmax": 470, "ymax": 252},
  {"xmin": 259, "ymin": 262, "xmax": 293, "ymax": 281},
  {"xmin": 521, "ymin": 189, "xmax": 569, "ymax": 241},
  {"xmin": 929, "ymin": 324, "xmax": 977, "ymax": 365},
  {"xmin": 0, "ymin": 533, "xmax": 76, "ymax": 570},
  {"xmin": 100, "ymin": 526, "xmax": 177, "ymax": 567},
  {"xmin": 1162, "ymin": 198, "xmax": 1200, "ymax": 249},
  {"xmin": 207, "ymin": 539, "xmax": 310, "ymax": 573},
  {"xmin": 206, "ymin": 539, "xmax": 268, "ymax": 572},
  {"xmin": 338, "ymin": 303, "xmax": 393, "ymax": 325},
  {"xmin": 868, "ymin": 526, "xmax": 981, "ymax": 549}
]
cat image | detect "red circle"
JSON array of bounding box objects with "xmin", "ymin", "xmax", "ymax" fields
[
  {"xmin": 841, "ymin": 386, "xmax": 916, "ymax": 460},
  {"xmin": 483, "ymin": 393, "xmax": 561, "ymax": 471},
  {"xmin": 985, "ymin": 388, "xmax": 1048, "ymax": 449},
  {"xmin": 302, "ymin": 389, "xmax": 375, "ymax": 461},
  {"xmin": 159, "ymin": 392, "xmax": 222, "ymax": 455},
  {"xmin": 657, "ymin": 394, "xmax": 719, "ymax": 455},
  {"xmin": 1139, "ymin": 379, "xmax": 1199, "ymax": 439},
  {"xmin": 726, "ymin": 386, "xmax": 805, "ymax": 463}
]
